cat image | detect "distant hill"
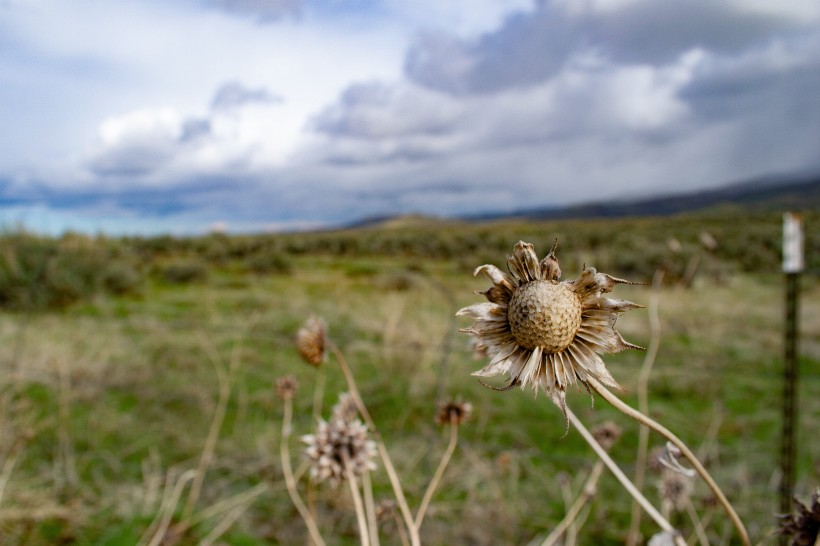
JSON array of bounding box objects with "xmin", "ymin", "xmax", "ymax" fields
[
  {"xmin": 479, "ymin": 175, "xmax": 820, "ymax": 221},
  {"xmin": 342, "ymin": 175, "xmax": 820, "ymax": 229}
]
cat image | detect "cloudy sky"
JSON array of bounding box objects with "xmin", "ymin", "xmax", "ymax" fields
[{"xmin": 2, "ymin": 0, "xmax": 819, "ymax": 234}]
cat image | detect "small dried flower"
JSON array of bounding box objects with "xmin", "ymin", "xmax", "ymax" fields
[
  {"xmin": 648, "ymin": 445, "xmax": 667, "ymax": 473},
  {"xmin": 331, "ymin": 391, "xmax": 359, "ymax": 423},
  {"xmin": 457, "ymin": 240, "xmax": 644, "ymax": 422},
  {"xmin": 778, "ymin": 490, "xmax": 820, "ymax": 546},
  {"xmin": 274, "ymin": 375, "xmax": 298, "ymax": 400},
  {"xmin": 375, "ymin": 499, "xmax": 397, "ymax": 523},
  {"xmin": 302, "ymin": 418, "xmax": 377, "ymax": 487},
  {"xmin": 591, "ymin": 420, "xmax": 622, "ymax": 452},
  {"xmin": 434, "ymin": 399, "xmax": 473, "ymax": 426},
  {"xmin": 648, "ymin": 531, "xmax": 679, "ymax": 546},
  {"xmin": 699, "ymin": 231, "xmax": 718, "ymax": 252},
  {"xmin": 296, "ymin": 315, "xmax": 327, "ymax": 366},
  {"xmin": 658, "ymin": 471, "xmax": 694, "ymax": 511}
]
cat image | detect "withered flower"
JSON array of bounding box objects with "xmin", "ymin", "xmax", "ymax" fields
[
  {"xmin": 434, "ymin": 399, "xmax": 473, "ymax": 426},
  {"xmin": 296, "ymin": 315, "xmax": 328, "ymax": 366},
  {"xmin": 275, "ymin": 375, "xmax": 299, "ymax": 400},
  {"xmin": 591, "ymin": 420, "xmax": 622, "ymax": 452},
  {"xmin": 457, "ymin": 240, "xmax": 644, "ymax": 419},
  {"xmin": 302, "ymin": 418, "xmax": 377, "ymax": 487},
  {"xmin": 778, "ymin": 490, "xmax": 820, "ymax": 546}
]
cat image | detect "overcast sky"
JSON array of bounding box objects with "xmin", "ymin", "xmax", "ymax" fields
[{"xmin": 2, "ymin": 0, "xmax": 819, "ymax": 234}]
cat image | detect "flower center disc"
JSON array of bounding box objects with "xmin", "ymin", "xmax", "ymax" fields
[{"xmin": 507, "ymin": 280, "xmax": 582, "ymax": 352}]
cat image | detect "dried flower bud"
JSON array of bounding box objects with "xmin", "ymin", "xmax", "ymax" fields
[
  {"xmin": 296, "ymin": 315, "xmax": 327, "ymax": 366},
  {"xmin": 331, "ymin": 391, "xmax": 359, "ymax": 423},
  {"xmin": 434, "ymin": 399, "xmax": 473, "ymax": 426},
  {"xmin": 658, "ymin": 471, "xmax": 694, "ymax": 511},
  {"xmin": 274, "ymin": 375, "xmax": 298, "ymax": 400},
  {"xmin": 591, "ymin": 420, "xmax": 622, "ymax": 452}
]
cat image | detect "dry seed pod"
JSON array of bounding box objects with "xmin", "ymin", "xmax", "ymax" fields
[{"xmin": 296, "ymin": 315, "xmax": 327, "ymax": 366}]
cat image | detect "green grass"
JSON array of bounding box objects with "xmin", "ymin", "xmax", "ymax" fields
[{"xmin": 0, "ymin": 212, "xmax": 818, "ymax": 545}]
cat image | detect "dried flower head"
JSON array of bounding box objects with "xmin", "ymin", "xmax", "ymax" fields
[
  {"xmin": 457, "ymin": 240, "xmax": 644, "ymax": 420},
  {"xmin": 274, "ymin": 375, "xmax": 299, "ymax": 400},
  {"xmin": 591, "ymin": 420, "xmax": 622, "ymax": 452},
  {"xmin": 375, "ymin": 499, "xmax": 397, "ymax": 523},
  {"xmin": 648, "ymin": 531, "xmax": 679, "ymax": 546},
  {"xmin": 434, "ymin": 399, "xmax": 473, "ymax": 426},
  {"xmin": 296, "ymin": 315, "xmax": 327, "ymax": 366},
  {"xmin": 302, "ymin": 418, "xmax": 377, "ymax": 487},
  {"xmin": 331, "ymin": 391, "xmax": 359, "ymax": 423},
  {"xmin": 778, "ymin": 490, "xmax": 820, "ymax": 546},
  {"xmin": 658, "ymin": 471, "xmax": 694, "ymax": 511}
]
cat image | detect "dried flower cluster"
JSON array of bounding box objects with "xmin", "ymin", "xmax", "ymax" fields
[
  {"xmin": 434, "ymin": 399, "xmax": 473, "ymax": 426},
  {"xmin": 779, "ymin": 490, "xmax": 820, "ymax": 546},
  {"xmin": 302, "ymin": 418, "xmax": 377, "ymax": 486},
  {"xmin": 296, "ymin": 315, "xmax": 327, "ymax": 366},
  {"xmin": 457, "ymin": 240, "xmax": 644, "ymax": 418},
  {"xmin": 275, "ymin": 375, "xmax": 299, "ymax": 400}
]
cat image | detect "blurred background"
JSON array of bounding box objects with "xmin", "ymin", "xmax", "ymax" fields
[{"xmin": 1, "ymin": 1, "xmax": 818, "ymax": 544}]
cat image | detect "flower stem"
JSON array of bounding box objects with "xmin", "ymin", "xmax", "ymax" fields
[
  {"xmin": 566, "ymin": 407, "xmax": 685, "ymax": 546},
  {"xmin": 414, "ymin": 419, "xmax": 459, "ymax": 530},
  {"xmin": 362, "ymin": 471, "xmax": 380, "ymax": 546},
  {"xmin": 343, "ymin": 453, "xmax": 370, "ymax": 546},
  {"xmin": 281, "ymin": 397, "xmax": 326, "ymax": 546},
  {"xmin": 329, "ymin": 342, "xmax": 420, "ymax": 546},
  {"xmin": 587, "ymin": 377, "xmax": 750, "ymax": 546}
]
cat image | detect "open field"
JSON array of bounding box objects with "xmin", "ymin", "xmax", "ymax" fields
[{"xmin": 0, "ymin": 210, "xmax": 818, "ymax": 545}]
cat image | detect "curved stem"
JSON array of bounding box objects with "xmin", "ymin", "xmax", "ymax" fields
[
  {"xmin": 414, "ymin": 419, "xmax": 459, "ymax": 529},
  {"xmin": 329, "ymin": 342, "xmax": 420, "ymax": 546},
  {"xmin": 281, "ymin": 398, "xmax": 326, "ymax": 546},
  {"xmin": 312, "ymin": 365, "xmax": 326, "ymax": 425},
  {"xmin": 566, "ymin": 407, "xmax": 684, "ymax": 546},
  {"xmin": 588, "ymin": 377, "xmax": 750, "ymax": 546}
]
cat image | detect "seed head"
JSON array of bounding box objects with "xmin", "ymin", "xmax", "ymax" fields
[
  {"xmin": 778, "ymin": 490, "xmax": 820, "ymax": 546},
  {"xmin": 274, "ymin": 375, "xmax": 298, "ymax": 400},
  {"xmin": 658, "ymin": 471, "xmax": 694, "ymax": 511},
  {"xmin": 434, "ymin": 399, "xmax": 473, "ymax": 426},
  {"xmin": 296, "ymin": 315, "xmax": 327, "ymax": 366},
  {"xmin": 591, "ymin": 420, "xmax": 622, "ymax": 452},
  {"xmin": 331, "ymin": 391, "xmax": 359, "ymax": 423},
  {"xmin": 457, "ymin": 239, "xmax": 644, "ymax": 425},
  {"xmin": 302, "ymin": 418, "xmax": 377, "ymax": 487}
]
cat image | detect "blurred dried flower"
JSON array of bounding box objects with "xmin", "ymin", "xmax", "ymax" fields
[
  {"xmin": 457, "ymin": 240, "xmax": 644, "ymax": 421},
  {"xmin": 296, "ymin": 315, "xmax": 327, "ymax": 366},
  {"xmin": 699, "ymin": 231, "xmax": 718, "ymax": 252},
  {"xmin": 778, "ymin": 490, "xmax": 820, "ymax": 546},
  {"xmin": 648, "ymin": 445, "xmax": 667, "ymax": 473},
  {"xmin": 648, "ymin": 531, "xmax": 679, "ymax": 546},
  {"xmin": 274, "ymin": 375, "xmax": 298, "ymax": 400},
  {"xmin": 658, "ymin": 472, "xmax": 694, "ymax": 511},
  {"xmin": 375, "ymin": 499, "xmax": 397, "ymax": 522},
  {"xmin": 331, "ymin": 391, "xmax": 359, "ymax": 423},
  {"xmin": 591, "ymin": 420, "xmax": 622, "ymax": 452},
  {"xmin": 302, "ymin": 418, "xmax": 377, "ymax": 487},
  {"xmin": 667, "ymin": 238, "xmax": 682, "ymax": 254},
  {"xmin": 434, "ymin": 399, "xmax": 473, "ymax": 426}
]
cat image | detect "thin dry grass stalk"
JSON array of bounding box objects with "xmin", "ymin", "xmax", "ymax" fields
[
  {"xmin": 628, "ymin": 268, "xmax": 665, "ymax": 546},
  {"xmin": 414, "ymin": 419, "xmax": 460, "ymax": 530}
]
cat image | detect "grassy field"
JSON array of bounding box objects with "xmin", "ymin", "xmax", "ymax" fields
[{"xmin": 0, "ymin": 211, "xmax": 818, "ymax": 545}]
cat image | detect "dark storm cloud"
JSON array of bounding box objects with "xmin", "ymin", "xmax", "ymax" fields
[
  {"xmin": 204, "ymin": 0, "xmax": 303, "ymax": 21},
  {"xmin": 406, "ymin": 0, "xmax": 813, "ymax": 95},
  {"xmin": 210, "ymin": 81, "xmax": 282, "ymax": 111}
]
